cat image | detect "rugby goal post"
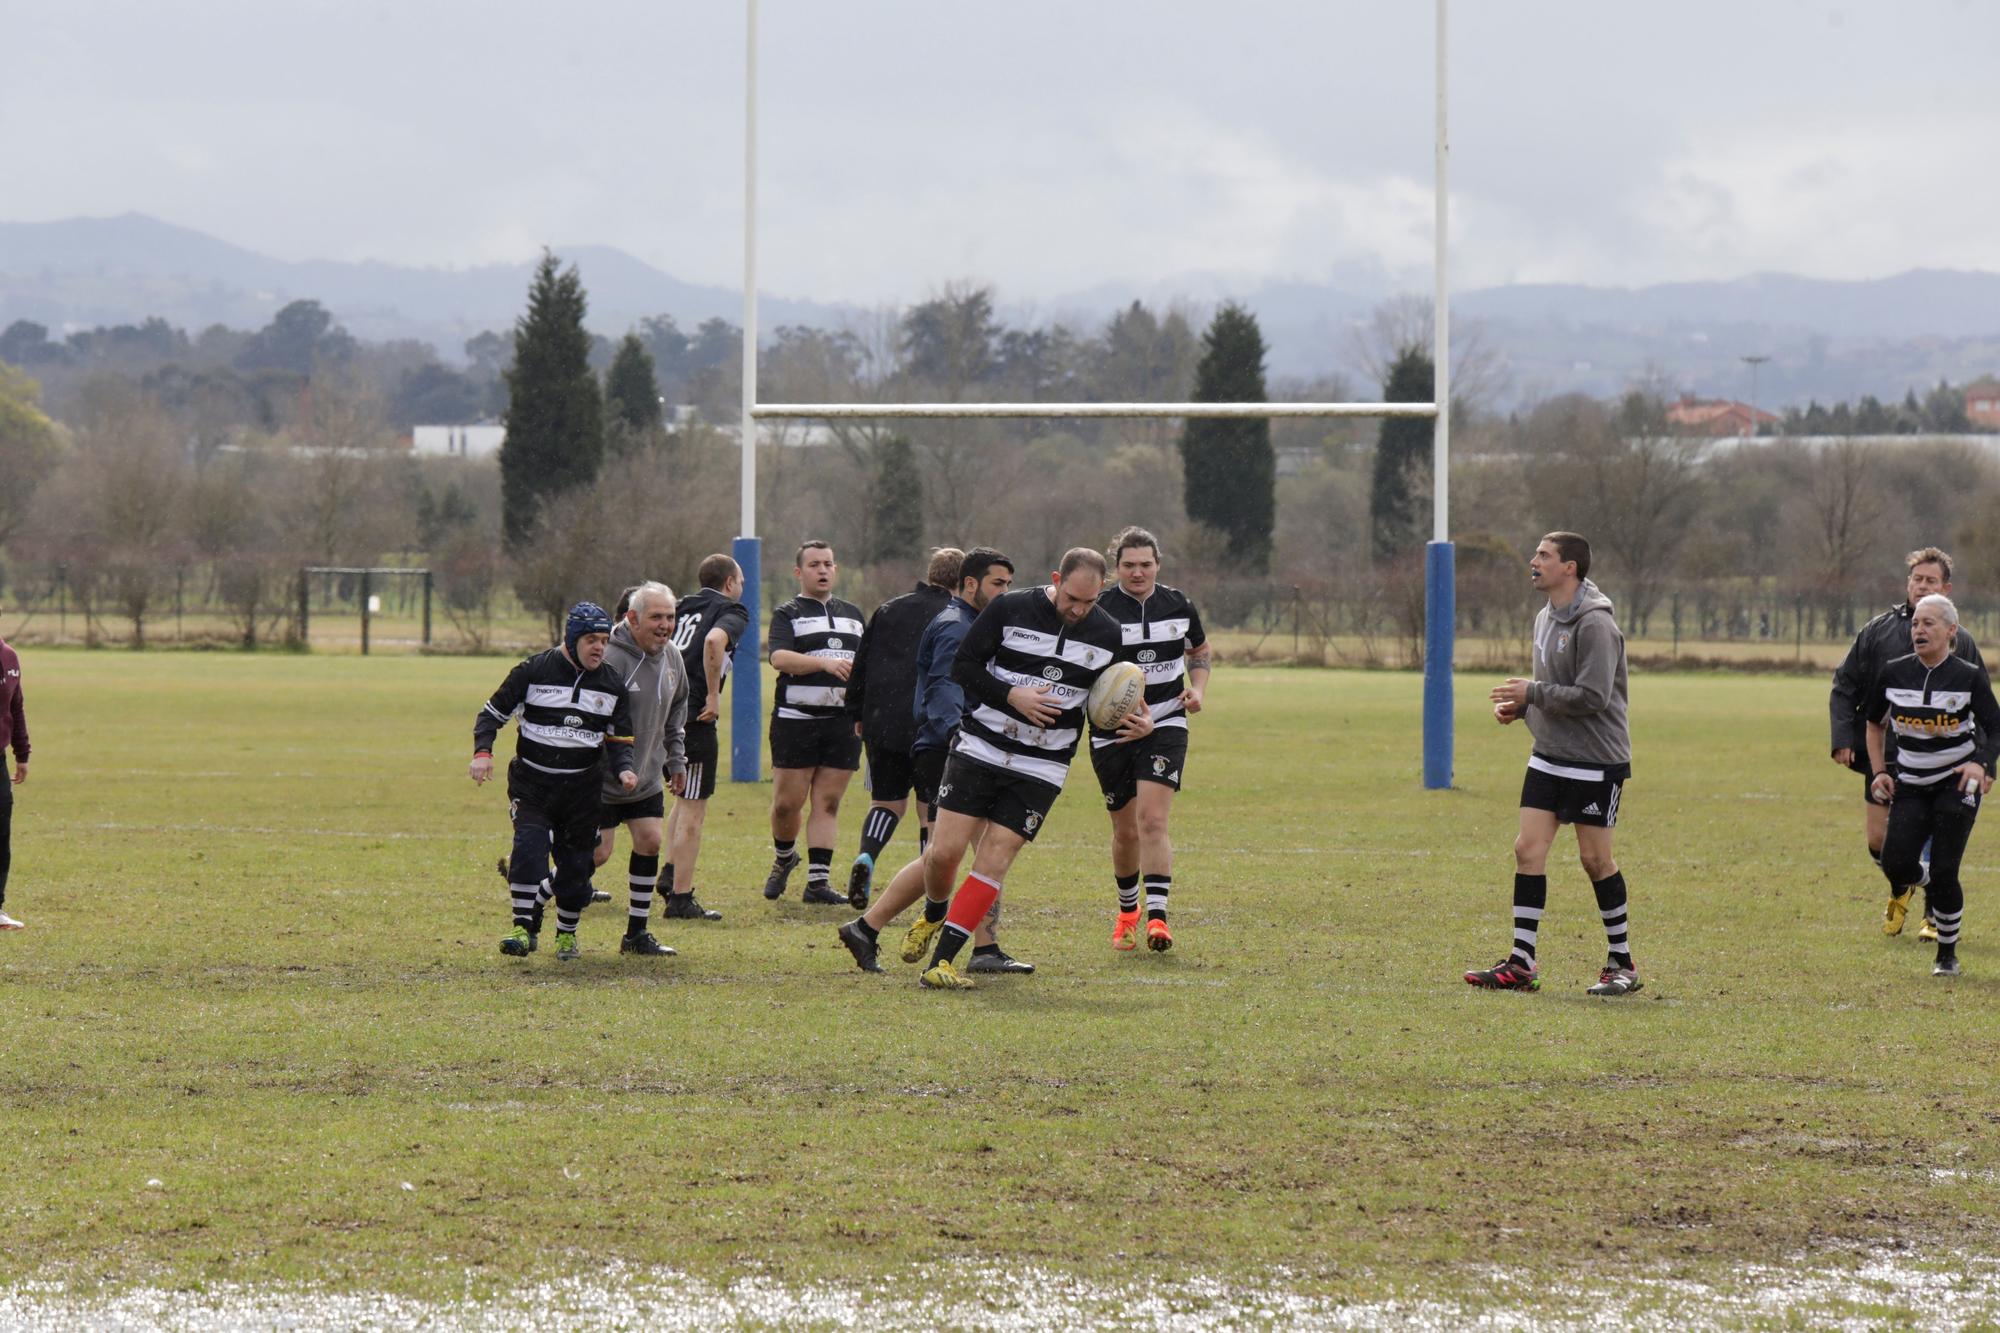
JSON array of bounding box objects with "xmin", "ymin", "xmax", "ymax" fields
[{"xmin": 736, "ymin": 0, "xmax": 1455, "ymax": 790}]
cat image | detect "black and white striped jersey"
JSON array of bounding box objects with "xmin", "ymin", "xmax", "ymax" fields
[
  {"xmin": 949, "ymin": 587, "xmax": 1122, "ymax": 788},
  {"xmin": 672, "ymin": 587, "xmax": 750, "ymax": 721},
  {"xmin": 474, "ymin": 647, "xmax": 636, "ymax": 780},
  {"xmin": 1089, "ymin": 583, "xmax": 1208, "ymax": 747},
  {"xmin": 1868, "ymin": 652, "xmax": 2000, "ymax": 786},
  {"xmin": 768, "ymin": 594, "xmax": 866, "ymax": 722}
]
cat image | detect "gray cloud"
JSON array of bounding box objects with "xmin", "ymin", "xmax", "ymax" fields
[{"xmin": 5, "ymin": 0, "xmax": 1996, "ymax": 304}]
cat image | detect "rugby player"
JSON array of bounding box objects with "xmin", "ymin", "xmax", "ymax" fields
[
  {"xmin": 0, "ymin": 624, "xmax": 29, "ymax": 930},
  {"xmin": 843, "ymin": 547, "xmax": 961, "ymax": 907},
  {"xmin": 663, "ymin": 554, "xmax": 750, "ymax": 921},
  {"xmin": 837, "ymin": 547, "xmax": 1023, "ymax": 974},
  {"xmin": 472, "ymin": 603, "xmax": 636, "ymax": 961},
  {"xmin": 1091, "ymin": 526, "xmax": 1211, "ymax": 952},
  {"xmin": 763, "ymin": 541, "xmax": 866, "ymax": 906},
  {"xmin": 593, "ymin": 582, "xmax": 689, "ymax": 957},
  {"xmin": 1469, "ymin": 532, "xmax": 1642, "ymax": 997},
  {"xmin": 1864, "ymin": 594, "xmax": 1998, "ymax": 978},
  {"xmin": 908, "ymin": 547, "xmax": 1152, "ymax": 990},
  {"xmin": 1829, "ymin": 546, "xmax": 1983, "ymax": 939}
]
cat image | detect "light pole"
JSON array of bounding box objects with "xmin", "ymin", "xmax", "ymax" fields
[{"xmin": 1742, "ymin": 354, "xmax": 1770, "ymax": 437}]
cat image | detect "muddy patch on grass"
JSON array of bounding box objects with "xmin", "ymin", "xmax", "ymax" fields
[{"xmin": 4, "ymin": 1249, "xmax": 1998, "ymax": 1330}]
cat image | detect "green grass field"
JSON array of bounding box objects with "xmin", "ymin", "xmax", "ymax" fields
[{"xmin": 2, "ymin": 654, "xmax": 1996, "ymax": 1327}]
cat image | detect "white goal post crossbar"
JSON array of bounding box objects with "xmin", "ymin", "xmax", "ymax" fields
[
  {"xmin": 736, "ymin": 0, "xmax": 1454, "ymax": 788},
  {"xmin": 752, "ymin": 402, "xmax": 1439, "ymax": 421}
]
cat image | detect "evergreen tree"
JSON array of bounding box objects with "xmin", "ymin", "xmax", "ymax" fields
[
  {"xmin": 604, "ymin": 333, "xmax": 664, "ymax": 456},
  {"xmin": 501, "ymin": 251, "xmax": 603, "ymax": 551},
  {"xmin": 868, "ymin": 435, "xmax": 924, "ymax": 563},
  {"xmin": 1370, "ymin": 346, "xmax": 1435, "ymax": 561},
  {"xmin": 1179, "ymin": 303, "xmax": 1274, "ymax": 572}
]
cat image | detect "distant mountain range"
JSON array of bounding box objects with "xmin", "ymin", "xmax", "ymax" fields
[{"xmin": 5, "ymin": 212, "xmax": 2000, "ymax": 408}]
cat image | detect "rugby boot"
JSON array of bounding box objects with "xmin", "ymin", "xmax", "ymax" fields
[
  {"xmin": 0, "ymin": 911, "xmax": 24, "ymax": 930},
  {"xmin": 964, "ymin": 949, "xmax": 1035, "ymax": 975},
  {"xmin": 900, "ymin": 914, "xmax": 945, "ymax": 964},
  {"xmin": 1883, "ymin": 886, "xmax": 1917, "ymax": 936},
  {"xmin": 762, "ymin": 850, "xmax": 802, "ymax": 900},
  {"xmin": 919, "ymin": 959, "xmax": 975, "ymax": 990},
  {"xmin": 591, "ymin": 888, "xmax": 612, "ymax": 904},
  {"xmin": 1933, "ymin": 950, "xmax": 1960, "ymax": 978},
  {"xmin": 1586, "ymin": 965, "xmax": 1643, "ymax": 997},
  {"xmin": 499, "ymin": 925, "xmax": 535, "ymax": 957},
  {"xmin": 662, "ymin": 893, "xmax": 722, "ymax": 921},
  {"xmin": 1463, "ymin": 957, "xmax": 1541, "ymax": 991},
  {"xmin": 619, "ymin": 931, "xmax": 676, "ymax": 957},
  {"xmin": 1918, "ymin": 916, "xmax": 1940, "ymax": 943},
  {"xmin": 847, "ymin": 854, "xmax": 874, "ymax": 910},
  {"xmin": 1146, "ymin": 919, "xmax": 1174, "ymax": 952},
  {"xmin": 1111, "ymin": 910, "xmax": 1141, "ymax": 951},
  {"xmin": 837, "ymin": 920, "xmax": 883, "ymax": 973},
  {"xmin": 554, "ymin": 931, "xmax": 581, "ymax": 962},
  {"xmin": 801, "ymin": 882, "xmax": 847, "ymax": 906}
]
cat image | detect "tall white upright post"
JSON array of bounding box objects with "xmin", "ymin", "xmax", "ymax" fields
[
  {"xmin": 1422, "ymin": 0, "xmax": 1455, "ymax": 789},
  {"xmin": 733, "ymin": 0, "xmax": 763, "ymax": 782}
]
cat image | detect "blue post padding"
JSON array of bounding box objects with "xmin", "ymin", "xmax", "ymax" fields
[
  {"xmin": 1423, "ymin": 541, "xmax": 1456, "ymax": 790},
  {"xmin": 731, "ymin": 535, "xmax": 762, "ymax": 783}
]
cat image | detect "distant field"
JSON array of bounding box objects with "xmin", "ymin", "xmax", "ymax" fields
[{"xmin": 2, "ymin": 655, "xmax": 1995, "ymax": 1326}]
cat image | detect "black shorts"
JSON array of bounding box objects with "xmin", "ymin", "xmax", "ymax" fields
[
  {"xmin": 599, "ymin": 789, "xmax": 666, "ymax": 828},
  {"xmin": 866, "ymin": 741, "xmax": 916, "ymax": 802},
  {"xmin": 506, "ymin": 761, "xmax": 601, "ymax": 853},
  {"xmin": 770, "ymin": 715, "xmax": 862, "ymax": 772},
  {"xmin": 913, "ymin": 748, "xmax": 948, "ymax": 813},
  {"xmin": 934, "ymin": 752, "xmax": 1061, "ymax": 843},
  {"xmin": 1091, "ymin": 725, "xmax": 1190, "ymax": 812},
  {"xmin": 1519, "ymin": 756, "xmax": 1628, "ymax": 828},
  {"xmin": 683, "ymin": 721, "xmax": 719, "ymax": 801}
]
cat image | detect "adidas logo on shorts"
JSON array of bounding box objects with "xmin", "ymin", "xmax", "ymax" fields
[{"xmin": 1582, "ymin": 802, "xmax": 1602, "ymax": 816}]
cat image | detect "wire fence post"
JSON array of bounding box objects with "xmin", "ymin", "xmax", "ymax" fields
[
  {"xmin": 422, "ymin": 570, "xmax": 434, "ymax": 648},
  {"xmin": 297, "ymin": 568, "xmax": 310, "ymax": 648},
  {"xmin": 360, "ymin": 569, "xmax": 372, "ymax": 657}
]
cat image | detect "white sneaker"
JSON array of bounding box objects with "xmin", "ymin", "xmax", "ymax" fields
[{"xmin": 0, "ymin": 911, "xmax": 24, "ymax": 930}]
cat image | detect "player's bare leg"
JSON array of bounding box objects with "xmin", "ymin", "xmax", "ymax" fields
[
  {"xmin": 1134, "ymin": 782, "xmax": 1177, "ymax": 949},
  {"xmin": 1466, "ymin": 807, "xmax": 1559, "ymax": 990},
  {"xmin": 799, "ymin": 765, "xmax": 853, "ymax": 904},
  {"xmin": 841, "ymin": 827, "xmax": 998, "ymax": 972},
  {"xmin": 1576, "ymin": 823, "xmax": 1639, "ymax": 995},
  {"xmin": 763, "ymin": 767, "xmax": 812, "ymax": 899},
  {"xmin": 921, "ymin": 826, "xmax": 1029, "ymax": 988},
  {"xmin": 668, "ymin": 796, "xmax": 707, "ymax": 900},
  {"xmin": 850, "ymin": 795, "xmax": 909, "ymax": 906}
]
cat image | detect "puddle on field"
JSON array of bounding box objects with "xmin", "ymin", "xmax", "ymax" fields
[{"xmin": 3, "ymin": 1250, "xmax": 1996, "ymax": 1330}]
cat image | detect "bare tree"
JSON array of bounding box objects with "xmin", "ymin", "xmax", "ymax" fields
[
  {"xmin": 1523, "ymin": 391, "xmax": 1707, "ymax": 634},
  {"xmin": 1791, "ymin": 437, "xmax": 1892, "ymax": 629},
  {"xmin": 1346, "ymin": 294, "xmax": 1506, "ymax": 419}
]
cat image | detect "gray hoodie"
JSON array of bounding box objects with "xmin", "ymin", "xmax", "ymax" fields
[
  {"xmin": 601, "ymin": 619, "xmax": 689, "ymax": 803},
  {"xmin": 1524, "ymin": 578, "xmax": 1630, "ymax": 770}
]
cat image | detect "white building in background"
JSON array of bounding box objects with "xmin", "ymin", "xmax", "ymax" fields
[{"xmin": 413, "ymin": 424, "xmax": 505, "ymax": 459}]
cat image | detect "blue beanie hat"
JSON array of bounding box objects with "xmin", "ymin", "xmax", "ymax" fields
[{"xmin": 565, "ymin": 601, "xmax": 613, "ymax": 658}]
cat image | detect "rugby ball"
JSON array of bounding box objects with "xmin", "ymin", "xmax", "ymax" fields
[{"xmin": 1086, "ymin": 661, "xmax": 1147, "ymax": 730}]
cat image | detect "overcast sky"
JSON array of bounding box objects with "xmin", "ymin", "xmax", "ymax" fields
[{"xmin": 6, "ymin": 0, "xmax": 1997, "ymax": 304}]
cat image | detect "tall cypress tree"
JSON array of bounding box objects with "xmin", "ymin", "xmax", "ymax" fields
[
  {"xmin": 1179, "ymin": 303, "xmax": 1274, "ymax": 572},
  {"xmin": 1370, "ymin": 346, "xmax": 1434, "ymax": 561},
  {"xmin": 868, "ymin": 435, "xmax": 924, "ymax": 563},
  {"xmin": 604, "ymin": 333, "xmax": 663, "ymax": 439},
  {"xmin": 501, "ymin": 251, "xmax": 603, "ymax": 552}
]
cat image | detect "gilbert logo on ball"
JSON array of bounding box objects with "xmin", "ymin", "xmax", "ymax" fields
[{"xmin": 1086, "ymin": 662, "xmax": 1147, "ymax": 729}]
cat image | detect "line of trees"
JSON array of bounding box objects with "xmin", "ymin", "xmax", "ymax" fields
[{"xmin": 9, "ymin": 259, "xmax": 2000, "ymax": 656}]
